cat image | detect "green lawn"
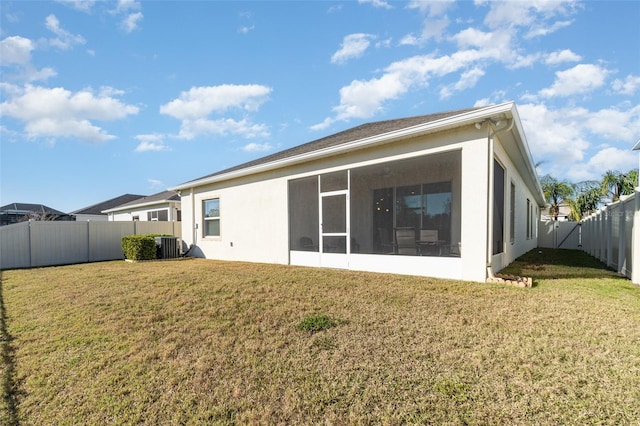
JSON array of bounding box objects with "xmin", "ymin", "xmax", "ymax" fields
[{"xmin": 1, "ymin": 249, "xmax": 639, "ymax": 425}]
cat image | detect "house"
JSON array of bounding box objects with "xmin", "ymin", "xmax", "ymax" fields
[
  {"xmin": 71, "ymin": 194, "xmax": 146, "ymax": 221},
  {"xmin": 101, "ymin": 190, "xmax": 181, "ymax": 222},
  {"xmin": 541, "ymin": 203, "xmax": 571, "ymax": 221},
  {"xmin": 170, "ymin": 102, "xmax": 546, "ymax": 283},
  {"xmin": 0, "ymin": 203, "xmax": 74, "ymax": 226}
]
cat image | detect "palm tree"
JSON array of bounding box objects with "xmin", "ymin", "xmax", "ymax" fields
[
  {"xmin": 567, "ymin": 181, "xmax": 602, "ymax": 221},
  {"xmin": 540, "ymin": 175, "xmax": 573, "ymax": 221},
  {"xmin": 601, "ymin": 169, "xmax": 638, "ymax": 202}
]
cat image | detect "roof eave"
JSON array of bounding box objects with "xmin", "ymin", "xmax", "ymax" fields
[{"xmin": 170, "ymin": 102, "xmax": 516, "ymax": 191}]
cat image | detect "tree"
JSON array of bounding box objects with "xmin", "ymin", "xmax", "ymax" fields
[
  {"xmin": 540, "ymin": 174, "xmax": 573, "ymax": 221},
  {"xmin": 600, "ymin": 169, "xmax": 638, "ymax": 203},
  {"xmin": 567, "ymin": 180, "xmax": 601, "ymax": 221}
]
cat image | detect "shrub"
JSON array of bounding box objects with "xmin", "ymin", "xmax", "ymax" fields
[{"xmin": 122, "ymin": 235, "xmax": 157, "ymax": 261}]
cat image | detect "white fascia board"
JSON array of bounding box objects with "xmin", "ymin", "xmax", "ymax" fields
[
  {"xmin": 509, "ymin": 106, "xmax": 546, "ymax": 207},
  {"xmin": 102, "ymin": 200, "xmax": 180, "ymax": 214},
  {"xmin": 170, "ymin": 102, "xmax": 516, "ymax": 191},
  {"xmin": 633, "ymin": 138, "xmax": 640, "ymax": 151}
]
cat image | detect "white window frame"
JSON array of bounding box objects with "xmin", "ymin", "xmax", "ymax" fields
[{"xmin": 203, "ymin": 198, "xmax": 221, "ymax": 237}]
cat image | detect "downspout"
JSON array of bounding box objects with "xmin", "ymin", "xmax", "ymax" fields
[{"xmin": 478, "ymin": 118, "xmax": 514, "ymax": 281}]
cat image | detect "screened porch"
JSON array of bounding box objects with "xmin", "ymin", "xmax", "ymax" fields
[{"xmin": 288, "ymin": 150, "xmax": 462, "ymax": 258}]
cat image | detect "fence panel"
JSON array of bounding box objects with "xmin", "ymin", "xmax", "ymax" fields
[
  {"xmin": 30, "ymin": 221, "xmax": 89, "ymax": 267},
  {"xmin": 89, "ymin": 221, "xmax": 134, "ymax": 262},
  {"xmin": 0, "ymin": 222, "xmax": 31, "ymax": 269},
  {"xmin": 579, "ymin": 191, "xmax": 638, "ymax": 284},
  {"xmin": 0, "ymin": 221, "xmax": 181, "ymax": 270},
  {"xmin": 609, "ymin": 204, "xmax": 621, "ymax": 271},
  {"xmin": 622, "ymin": 197, "xmax": 633, "ymax": 277},
  {"xmin": 136, "ymin": 221, "xmax": 181, "ymax": 238},
  {"xmin": 537, "ymin": 221, "xmax": 581, "ymax": 249}
]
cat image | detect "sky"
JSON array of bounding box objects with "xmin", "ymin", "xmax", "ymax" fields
[{"xmin": 1, "ymin": 0, "xmax": 639, "ymax": 213}]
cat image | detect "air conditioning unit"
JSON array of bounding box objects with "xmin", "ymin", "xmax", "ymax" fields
[{"xmin": 155, "ymin": 236, "xmax": 179, "ymax": 259}]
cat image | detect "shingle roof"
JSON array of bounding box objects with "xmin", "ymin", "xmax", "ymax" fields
[
  {"xmin": 104, "ymin": 190, "xmax": 180, "ymax": 211},
  {"xmin": 71, "ymin": 194, "xmax": 146, "ymax": 215},
  {"xmin": 183, "ymin": 107, "xmax": 482, "ymax": 184},
  {"xmin": 0, "ymin": 203, "xmax": 67, "ymax": 216}
]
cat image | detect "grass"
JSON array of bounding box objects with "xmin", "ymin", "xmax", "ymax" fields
[{"xmin": 1, "ymin": 248, "xmax": 639, "ymax": 425}]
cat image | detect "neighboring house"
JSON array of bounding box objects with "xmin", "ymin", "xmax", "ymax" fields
[
  {"xmin": 102, "ymin": 190, "xmax": 181, "ymax": 222},
  {"xmin": 170, "ymin": 102, "xmax": 546, "ymax": 283},
  {"xmin": 541, "ymin": 203, "xmax": 571, "ymax": 222},
  {"xmin": 0, "ymin": 203, "xmax": 74, "ymax": 226},
  {"xmin": 71, "ymin": 194, "xmax": 146, "ymax": 221}
]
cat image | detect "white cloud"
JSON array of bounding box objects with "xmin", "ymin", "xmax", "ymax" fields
[
  {"xmin": 177, "ymin": 118, "xmax": 270, "ymax": 140},
  {"xmin": 243, "ymin": 142, "xmax": 273, "ymax": 152},
  {"xmin": 147, "ymin": 178, "xmax": 163, "ymax": 188},
  {"xmin": 518, "ymin": 103, "xmax": 590, "ymax": 168},
  {"xmin": 545, "ymin": 49, "xmax": 582, "ymax": 65},
  {"xmin": 612, "ymin": 75, "xmax": 640, "ymax": 96},
  {"xmin": 525, "ymin": 20, "xmax": 573, "ymax": 39},
  {"xmin": 238, "ymin": 25, "xmax": 255, "ymax": 34},
  {"xmin": 407, "ymin": 0, "xmax": 455, "ymax": 16},
  {"xmin": 115, "ymin": 0, "xmax": 141, "ymax": 13},
  {"xmin": 539, "ymin": 64, "xmax": 610, "ymax": 98},
  {"xmin": 161, "ymin": 84, "xmax": 271, "ymax": 120},
  {"xmin": 585, "ymin": 147, "xmax": 638, "ymax": 176},
  {"xmin": 440, "ymin": 67, "xmax": 485, "ymax": 99},
  {"xmin": 482, "ymin": 0, "xmax": 578, "ymax": 30},
  {"xmin": 518, "ymin": 102, "xmax": 640, "ymax": 181},
  {"xmin": 161, "ymin": 84, "xmax": 272, "ymax": 140},
  {"xmin": 121, "ymin": 12, "xmax": 143, "ymax": 33},
  {"xmin": 331, "ymin": 33, "xmax": 375, "ymax": 64},
  {"xmin": 56, "ymin": 0, "xmax": 96, "ymax": 13},
  {"xmin": 0, "ymin": 36, "xmax": 33, "ymax": 65},
  {"xmin": 111, "ymin": 0, "xmax": 143, "ymax": 33},
  {"xmin": 358, "ymin": 0, "xmax": 393, "ymax": 10},
  {"xmin": 135, "ymin": 134, "xmax": 170, "ymax": 152},
  {"xmin": 0, "ymin": 36, "xmax": 57, "ymax": 82},
  {"xmin": 313, "ymin": 46, "xmax": 506, "ymax": 128},
  {"xmin": 0, "ymin": 84, "xmax": 139, "ymax": 144},
  {"xmin": 44, "ymin": 14, "xmax": 86, "ymax": 50}
]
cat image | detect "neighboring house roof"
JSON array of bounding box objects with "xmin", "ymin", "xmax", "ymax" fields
[
  {"xmin": 0, "ymin": 203, "xmax": 67, "ymax": 216},
  {"xmin": 633, "ymin": 138, "xmax": 640, "ymax": 151},
  {"xmin": 71, "ymin": 194, "xmax": 146, "ymax": 216},
  {"xmin": 101, "ymin": 190, "xmax": 180, "ymax": 213},
  {"xmin": 177, "ymin": 106, "xmax": 482, "ymax": 187}
]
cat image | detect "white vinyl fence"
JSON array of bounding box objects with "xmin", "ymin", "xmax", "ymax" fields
[
  {"xmin": 539, "ymin": 190, "xmax": 639, "ymax": 285},
  {"xmin": 538, "ymin": 220, "xmax": 582, "ymax": 250},
  {"xmin": 581, "ymin": 191, "xmax": 639, "ymax": 284},
  {"xmin": 0, "ymin": 221, "xmax": 181, "ymax": 270}
]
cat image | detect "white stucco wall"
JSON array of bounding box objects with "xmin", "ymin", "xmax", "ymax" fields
[
  {"xmin": 179, "ymin": 126, "xmax": 507, "ymax": 282},
  {"xmin": 491, "ymin": 138, "xmax": 542, "ymax": 273},
  {"xmin": 188, "ymin": 177, "xmax": 290, "ymax": 264}
]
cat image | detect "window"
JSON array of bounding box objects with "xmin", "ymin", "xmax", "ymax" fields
[
  {"xmin": 147, "ymin": 210, "xmax": 168, "ymax": 221},
  {"xmin": 493, "ymin": 159, "xmax": 505, "ymax": 255},
  {"xmin": 510, "ymin": 182, "xmax": 516, "ymax": 243},
  {"xmin": 203, "ymin": 199, "xmax": 220, "ymax": 237},
  {"xmin": 526, "ymin": 199, "xmax": 531, "ymax": 240}
]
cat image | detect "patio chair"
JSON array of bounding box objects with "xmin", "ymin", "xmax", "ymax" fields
[
  {"xmin": 394, "ymin": 227, "xmax": 417, "ymax": 255},
  {"xmin": 417, "ymin": 229, "xmax": 440, "ymax": 256}
]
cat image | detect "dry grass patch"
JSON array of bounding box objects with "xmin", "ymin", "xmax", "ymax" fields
[{"xmin": 1, "ymin": 249, "xmax": 639, "ymax": 424}]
